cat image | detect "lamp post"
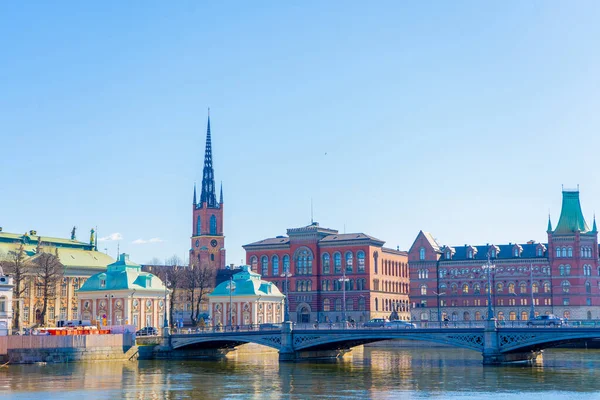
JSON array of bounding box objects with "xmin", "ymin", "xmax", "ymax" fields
[
  {"xmin": 163, "ymin": 277, "xmax": 169, "ymax": 332},
  {"xmin": 483, "ymin": 255, "xmax": 496, "ymax": 320},
  {"xmin": 529, "ymin": 263, "xmax": 536, "ymax": 319},
  {"xmin": 433, "ymin": 291, "xmax": 445, "ymax": 325},
  {"xmin": 510, "ymin": 292, "xmax": 519, "ymax": 321},
  {"xmin": 104, "ymin": 294, "xmax": 114, "ymax": 326},
  {"xmin": 339, "ymin": 270, "xmax": 349, "ymax": 325},
  {"xmin": 281, "ymin": 270, "xmax": 292, "ymax": 322},
  {"xmin": 226, "ymin": 276, "xmax": 235, "ymax": 328}
]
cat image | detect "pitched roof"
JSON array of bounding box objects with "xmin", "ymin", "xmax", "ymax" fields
[
  {"xmin": 422, "ymin": 232, "xmax": 441, "ymax": 252},
  {"xmin": 209, "ymin": 265, "xmax": 284, "ymax": 298},
  {"xmin": 243, "ymin": 236, "xmax": 290, "ymax": 248},
  {"xmin": 319, "ymin": 233, "xmax": 385, "ymax": 246},
  {"xmin": 554, "ymin": 190, "xmax": 590, "ymax": 234},
  {"xmin": 441, "ymin": 242, "xmax": 546, "ymax": 261}
]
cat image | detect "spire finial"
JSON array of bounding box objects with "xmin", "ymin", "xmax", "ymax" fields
[
  {"xmin": 593, "ymin": 213, "xmax": 597, "ymax": 233},
  {"xmin": 220, "ymin": 181, "xmax": 223, "ymax": 204},
  {"xmin": 193, "ymin": 181, "xmax": 197, "ymax": 205},
  {"xmin": 547, "ymin": 213, "xmax": 552, "ymax": 233}
]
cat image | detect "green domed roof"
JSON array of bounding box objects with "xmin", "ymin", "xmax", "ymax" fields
[{"xmin": 209, "ymin": 265, "xmax": 284, "ymax": 298}]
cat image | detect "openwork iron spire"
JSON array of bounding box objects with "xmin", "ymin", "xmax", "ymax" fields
[{"xmin": 200, "ymin": 111, "xmax": 217, "ymax": 208}]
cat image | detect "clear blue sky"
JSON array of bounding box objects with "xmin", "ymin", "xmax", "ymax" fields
[{"xmin": 2, "ymin": 2, "xmax": 600, "ymax": 265}]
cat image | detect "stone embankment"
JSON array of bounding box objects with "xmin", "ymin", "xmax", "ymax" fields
[{"xmin": 0, "ymin": 334, "xmax": 138, "ymax": 364}]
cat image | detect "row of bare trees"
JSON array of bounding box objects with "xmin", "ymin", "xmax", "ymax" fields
[
  {"xmin": 150, "ymin": 255, "xmax": 215, "ymax": 327},
  {"xmin": 0, "ymin": 244, "xmax": 64, "ymax": 329}
]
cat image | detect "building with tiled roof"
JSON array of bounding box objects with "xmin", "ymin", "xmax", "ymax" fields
[
  {"xmin": 409, "ymin": 189, "xmax": 599, "ymax": 322},
  {"xmin": 243, "ymin": 222, "xmax": 409, "ymax": 324},
  {"xmin": 0, "ymin": 227, "xmax": 114, "ymax": 328}
]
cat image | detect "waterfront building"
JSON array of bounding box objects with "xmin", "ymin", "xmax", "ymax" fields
[
  {"xmin": 0, "ymin": 266, "xmax": 14, "ymax": 334},
  {"xmin": 244, "ymin": 222, "xmax": 410, "ymax": 324},
  {"xmin": 408, "ymin": 189, "xmax": 599, "ymax": 322},
  {"xmin": 77, "ymin": 253, "xmax": 169, "ymax": 329},
  {"xmin": 208, "ymin": 265, "xmax": 284, "ymax": 327},
  {"xmin": 190, "ymin": 113, "xmax": 226, "ymax": 272},
  {"xmin": 0, "ymin": 228, "xmax": 114, "ymax": 327}
]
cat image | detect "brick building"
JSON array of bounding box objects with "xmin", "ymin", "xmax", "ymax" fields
[
  {"xmin": 408, "ymin": 189, "xmax": 599, "ymax": 322},
  {"xmin": 243, "ymin": 222, "xmax": 409, "ymax": 324}
]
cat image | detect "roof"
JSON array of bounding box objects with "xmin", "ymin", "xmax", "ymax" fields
[
  {"xmin": 243, "ymin": 237, "xmax": 290, "ymax": 248},
  {"xmin": 441, "ymin": 242, "xmax": 546, "ymax": 261},
  {"xmin": 0, "ymin": 231, "xmax": 93, "ymax": 249},
  {"xmin": 553, "ymin": 190, "xmax": 591, "ymax": 234},
  {"xmin": 319, "ymin": 233, "xmax": 385, "ymax": 246},
  {"xmin": 209, "ymin": 265, "xmax": 284, "ymax": 298},
  {"xmin": 77, "ymin": 254, "xmax": 166, "ymax": 293},
  {"xmin": 422, "ymin": 232, "xmax": 441, "ymax": 252}
]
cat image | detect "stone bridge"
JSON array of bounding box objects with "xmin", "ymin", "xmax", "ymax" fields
[{"xmin": 138, "ymin": 321, "xmax": 600, "ymax": 365}]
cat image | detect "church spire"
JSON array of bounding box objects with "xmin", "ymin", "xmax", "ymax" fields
[
  {"xmin": 220, "ymin": 181, "xmax": 223, "ymax": 204},
  {"xmin": 593, "ymin": 214, "xmax": 597, "ymax": 233},
  {"xmin": 547, "ymin": 214, "xmax": 552, "ymax": 233},
  {"xmin": 193, "ymin": 181, "xmax": 197, "ymax": 206},
  {"xmin": 200, "ymin": 109, "xmax": 217, "ymax": 208}
]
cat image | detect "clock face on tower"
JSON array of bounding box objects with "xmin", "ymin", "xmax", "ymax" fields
[{"xmin": 211, "ymin": 239, "xmax": 218, "ymax": 248}]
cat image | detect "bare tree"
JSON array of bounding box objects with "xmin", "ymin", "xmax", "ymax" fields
[
  {"xmin": 153, "ymin": 264, "xmax": 185, "ymax": 328},
  {"xmin": 147, "ymin": 257, "xmax": 163, "ymax": 266},
  {"xmin": 187, "ymin": 264, "xmax": 215, "ymax": 326},
  {"xmin": 1, "ymin": 244, "xmax": 31, "ymax": 331},
  {"xmin": 33, "ymin": 249, "xmax": 63, "ymax": 326}
]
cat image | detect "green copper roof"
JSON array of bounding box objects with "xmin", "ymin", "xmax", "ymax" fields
[
  {"xmin": 209, "ymin": 265, "xmax": 284, "ymax": 298},
  {"xmin": 554, "ymin": 190, "xmax": 590, "ymax": 234}
]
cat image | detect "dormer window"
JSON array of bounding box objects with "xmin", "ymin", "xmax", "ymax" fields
[
  {"xmin": 147, "ymin": 276, "xmax": 152, "ymax": 287},
  {"xmin": 491, "ymin": 249, "xmax": 496, "ymax": 258},
  {"xmin": 514, "ymin": 249, "xmax": 519, "ymax": 257},
  {"xmin": 468, "ymin": 250, "xmax": 473, "ymax": 259},
  {"xmin": 538, "ymin": 248, "xmax": 543, "ymax": 257},
  {"xmin": 446, "ymin": 250, "xmax": 451, "ymax": 259},
  {"xmin": 100, "ymin": 278, "xmax": 106, "ymax": 289}
]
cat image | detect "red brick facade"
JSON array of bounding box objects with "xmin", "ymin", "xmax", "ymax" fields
[{"xmin": 243, "ymin": 222, "xmax": 409, "ymax": 324}]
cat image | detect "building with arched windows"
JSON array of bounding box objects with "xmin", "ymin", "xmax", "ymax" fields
[
  {"xmin": 243, "ymin": 222, "xmax": 409, "ymax": 324},
  {"xmin": 409, "ymin": 189, "xmax": 599, "ymax": 322}
]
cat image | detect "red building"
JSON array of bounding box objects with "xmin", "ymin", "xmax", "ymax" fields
[
  {"xmin": 243, "ymin": 222, "xmax": 409, "ymax": 324},
  {"xmin": 408, "ymin": 189, "xmax": 599, "ymax": 322},
  {"xmin": 190, "ymin": 114, "xmax": 226, "ymax": 271}
]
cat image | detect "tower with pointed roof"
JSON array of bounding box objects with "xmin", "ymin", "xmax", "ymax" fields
[
  {"xmin": 190, "ymin": 111, "xmax": 226, "ymax": 271},
  {"xmin": 547, "ymin": 188, "xmax": 598, "ymax": 312}
]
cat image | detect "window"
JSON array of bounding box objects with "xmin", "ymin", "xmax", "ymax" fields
[
  {"xmin": 565, "ymin": 265, "xmax": 571, "ymax": 275},
  {"xmin": 250, "ymin": 256, "xmax": 258, "ymax": 272},
  {"xmin": 334, "ymin": 253, "xmax": 342, "ymax": 274},
  {"xmin": 71, "ymin": 307, "xmax": 78, "ymax": 319},
  {"xmin": 283, "ymin": 255, "xmax": 290, "ymax": 274},
  {"xmin": 537, "ymin": 248, "xmax": 543, "ymax": 257},
  {"xmin": 568, "ymin": 247, "xmax": 573, "ymax": 257},
  {"xmin": 196, "ymin": 216, "xmax": 201, "ymax": 236},
  {"xmin": 420, "ymin": 285, "xmax": 427, "ymax": 295},
  {"xmin": 563, "ymin": 299, "xmax": 570, "ymax": 306},
  {"xmin": 473, "ymin": 283, "xmax": 481, "ymax": 294},
  {"xmin": 358, "ymin": 297, "xmax": 366, "ymax": 311},
  {"xmin": 496, "ymin": 283, "xmax": 504, "ymax": 293},
  {"xmin": 586, "ymin": 281, "xmax": 591, "ymax": 294},
  {"xmin": 49, "ymin": 307, "xmax": 55, "ymax": 320},
  {"xmin": 357, "ymin": 251, "xmax": 365, "ymax": 273},
  {"xmin": 272, "ymin": 255, "xmax": 279, "ymax": 276},
  {"xmin": 562, "ymin": 280, "xmax": 570, "ymax": 293},
  {"xmin": 100, "ymin": 277, "xmax": 106, "ymax": 289},
  {"xmin": 294, "ymin": 248, "xmax": 313, "ymax": 275},
  {"xmin": 532, "ymin": 282, "xmax": 539, "ymax": 293},
  {"xmin": 584, "ymin": 265, "xmax": 591, "ymax": 276},
  {"xmin": 322, "ymin": 253, "xmax": 331, "ymax": 274},
  {"xmin": 451, "ymin": 284, "xmax": 458, "ymax": 295},
  {"xmin": 468, "ymin": 250, "xmax": 473, "ymax": 259},
  {"xmin": 556, "ymin": 248, "xmax": 561, "ymax": 257},
  {"xmin": 210, "ymin": 215, "xmax": 217, "ymax": 235},
  {"xmin": 462, "ymin": 284, "xmax": 469, "ymax": 294},
  {"xmin": 508, "ymin": 283, "xmax": 515, "ymax": 294},
  {"xmin": 345, "ymin": 252, "xmax": 353, "ymax": 273},
  {"xmin": 346, "ymin": 298, "xmax": 353, "ymax": 311},
  {"xmin": 544, "ymin": 281, "xmax": 551, "ymax": 293},
  {"xmin": 419, "ymin": 248, "xmax": 426, "ymax": 260},
  {"xmin": 261, "ymin": 256, "xmax": 268, "ymax": 276},
  {"xmin": 373, "ymin": 252, "xmax": 378, "ymax": 274},
  {"xmin": 323, "ymin": 298, "xmax": 330, "ymax": 312},
  {"xmin": 560, "ymin": 265, "xmax": 565, "ymax": 276},
  {"xmin": 514, "ymin": 248, "xmax": 519, "ymax": 257},
  {"xmin": 210, "ymin": 254, "xmax": 214, "ymax": 261},
  {"xmin": 0, "ymin": 297, "xmax": 5, "ymax": 313},
  {"xmin": 491, "ymin": 249, "xmax": 496, "ymax": 258},
  {"xmin": 519, "ymin": 282, "xmax": 527, "ymax": 294},
  {"xmin": 562, "ymin": 247, "xmax": 567, "ymax": 257},
  {"xmin": 335, "ymin": 298, "xmax": 342, "ymax": 311}
]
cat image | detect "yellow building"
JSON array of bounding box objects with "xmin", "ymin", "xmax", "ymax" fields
[{"xmin": 0, "ymin": 228, "xmax": 114, "ymax": 328}]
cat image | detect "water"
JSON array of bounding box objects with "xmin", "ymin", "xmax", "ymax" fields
[{"xmin": 1, "ymin": 346, "xmax": 600, "ymax": 399}]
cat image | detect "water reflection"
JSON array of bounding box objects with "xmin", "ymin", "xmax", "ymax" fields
[{"xmin": 2, "ymin": 347, "xmax": 600, "ymax": 399}]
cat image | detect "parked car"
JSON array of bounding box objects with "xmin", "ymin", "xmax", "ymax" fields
[
  {"xmin": 526, "ymin": 315, "xmax": 564, "ymax": 327},
  {"xmin": 384, "ymin": 320, "xmax": 417, "ymax": 329},
  {"xmin": 136, "ymin": 326, "xmax": 158, "ymax": 336},
  {"xmin": 364, "ymin": 318, "xmax": 389, "ymax": 328}
]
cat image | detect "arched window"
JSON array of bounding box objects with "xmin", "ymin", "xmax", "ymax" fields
[
  {"xmin": 588, "ymin": 311, "xmax": 592, "ymax": 320},
  {"xmin": 473, "ymin": 283, "xmax": 481, "ymax": 294},
  {"xmin": 210, "ymin": 215, "xmax": 217, "ymax": 235},
  {"xmin": 250, "ymin": 256, "xmax": 258, "ymax": 272},
  {"xmin": 509, "ymin": 311, "xmax": 517, "ymax": 321},
  {"xmin": 491, "ymin": 249, "xmax": 496, "ymax": 258},
  {"xmin": 334, "ymin": 253, "xmax": 342, "ymax": 274},
  {"xmin": 420, "ymin": 285, "xmax": 427, "ymax": 295},
  {"xmin": 451, "ymin": 284, "xmax": 458, "ymax": 294},
  {"xmin": 358, "ymin": 297, "xmax": 366, "ymax": 311},
  {"xmin": 323, "ymin": 299, "xmax": 331, "ymax": 312},
  {"xmin": 261, "ymin": 256, "xmax": 268, "ymax": 276},
  {"xmin": 272, "ymin": 255, "xmax": 279, "ymax": 276},
  {"xmin": 543, "ymin": 281, "xmax": 551, "ymax": 293},
  {"xmin": 282, "ymin": 255, "xmax": 290, "ymax": 274},
  {"xmin": 335, "ymin": 298, "xmax": 342, "ymax": 311},
  {"xmin": 357, "ymin": 251, "xmax": 365, "ymax": 272},
  {"xmin": 562, "ymin": 280, "xmax": 570, "ymax": 293},
  {"xmin": 537, "ymin": 248, "xmax": 543, "ymax": 256},
  {"xmin": 419, "ymin": 247, "xmax": 426, "ymax": 260},
  {"xmin": 507, "ymin": 283, "xmax": 515, "ymax": 294},
  {"xmin": 196, "ymin": 216, "xmax": 201, "ymax": 236},
  {"xmin": 519, "ymin": 282, "xmax": 527, "ymax": 294},
  {"xmin": 462, "ymin": 284, "xmax": 469, "ymax": 294},
  {"xmin": 322, "ymin": 253, "xmax": 331, "ymax": 274},
  {"xmin": 496, "ymin": 283, "xmax": 504, "ymax": 293},
  {"xmin": 468, "ymin": 249, "xmax": 473, "ymax": 259},
  {"xmin": 497, "ymin": 311, "xmax": 504, "ymax": 321},
  {"xmin": 345, "ymin": 252, "xmax": 353, "ymax": 273},
  {"xmin": 562, "ymin": 247, "xmax": 567, "ymax": 257},
  {"xmin": 346, "ymin": 298, "xmax": 353, "ymax": 311},
  {"xmin": 565, "ymin": 265, "xmax": 571, "ymax": 275},
  {"xmin": 0, "ymin": 296, "xmax": 5, "ymax": 313},
  {"xmin": 294, "ymin": 248, "xmax": 313, "ymax": 275},
  {"xmin": 514, "ymin": 248, "xmax": 519, "ymax": 257},
  {"xmin": 567, "ymin": 247, "xmax": 573, "ymax": 257},
  {"xmin": 475, "ymin": 311, "xmax": 482, "ymax": 321},
  {"xmin": 556, "ymin": 248, "xmax": 561, "ymax": 257},
  {"xmin": 581, "ymin": 247, "xmax": 585, "ymax": 257},
  {"xmin": 586, "ymin": 281, "xmax": 591, "ymax": 294},
  {"xmin": 375, "ymin": 298, "xmax": 378, "ymax": 311},
  {"xmin": 532, "ymin": 282, "xmax": 539, "ymax": 293},
  {"xmin": 446, "ymin": 250, "xmax": 451, "ymax": 259},
  {"xmin": 559, "ymin": 265, "xmax": 565, "ymax": 276}
]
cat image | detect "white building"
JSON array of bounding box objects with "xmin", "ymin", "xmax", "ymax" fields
[{"xmin": 0, "ymin": 266, "xmax": 14, "ymax": 335}]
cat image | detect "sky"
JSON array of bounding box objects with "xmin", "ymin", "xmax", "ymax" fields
[{"xmin": 1, "ymin": 2, "xmax": 600, "ymax": 265}]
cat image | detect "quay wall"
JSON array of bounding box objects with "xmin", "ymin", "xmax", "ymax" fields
[{"xmin": 0, "ymin": 334, "xmax": 138, "ymax": 364}]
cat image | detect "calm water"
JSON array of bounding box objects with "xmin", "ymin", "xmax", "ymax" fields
[{"xmin": 1, "ymin": 346, "xmax": 600, "ymax": 399}]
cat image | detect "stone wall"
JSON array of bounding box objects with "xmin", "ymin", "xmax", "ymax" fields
[{"xmin": 0, "ymin": 334, "xmax": 137, "ymax": 364}]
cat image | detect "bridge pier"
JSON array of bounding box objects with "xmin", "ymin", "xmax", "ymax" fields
[{"xmin": 482, "ymin": 319, "xmax": 542, "ymax": 365}]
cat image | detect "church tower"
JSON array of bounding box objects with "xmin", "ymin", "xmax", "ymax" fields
[{"xmin": 190, "ymin": 112, "xmax": 226, "ymax": 271}]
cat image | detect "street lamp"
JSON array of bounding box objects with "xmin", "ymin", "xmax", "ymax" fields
[
  {"xmin": 510, "ymin": 292, "xmax": 519, "ymax": 321},
  {"xmin": 339, "ymin": 270, "xmax": 349, "ymax": 325},
  {"xmin": 433, "ymin": 291, "xmax": 445, "ymax": 325},
  {"xmin": 226, "ymin": 276, "xmax": 236, "ymax": 328},
  {"xmin": 163, "ymin": 277, "xmax": 169, "ymax": 332},
  {"xmin": 281, "ymin": 270, "xmax": 292, "ymax": 322},
  {"xmin": 482, "ymin": 255, "xmax": 496, "ymax": 320}
]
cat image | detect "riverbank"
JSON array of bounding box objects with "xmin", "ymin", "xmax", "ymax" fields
[{"xmin": 0, "ymin": 334, "xmax": 137, "ymax": 364}]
